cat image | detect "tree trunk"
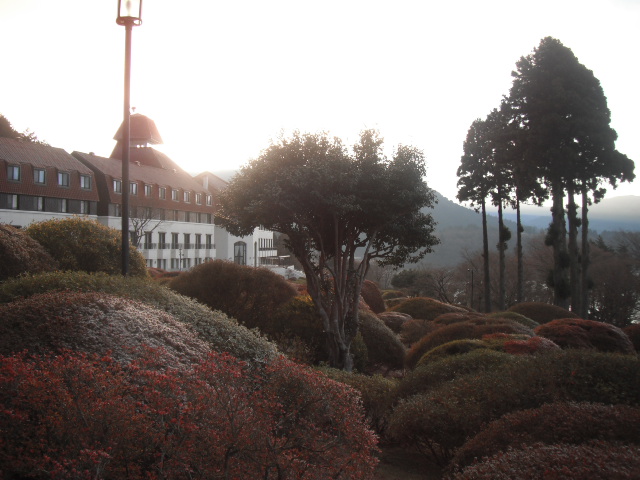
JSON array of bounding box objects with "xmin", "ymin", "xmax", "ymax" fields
[
  {"xmin": 481, "ymin": 199, "xmax": 492, "ymax": 313},
  {"xmin": 516, "ymin": 199, "xmax": 524, "ymax": 303},
  {"xmin": 580, "ymin": 190, "xmax": 590, "ymax": 319},
  {"xmin": 497, "ymin": 196, "xmax": 506, "ymax": 311},
  {"xmin": 567, "ymin": 189, "xmax": 580, "ymax": 314},
  {"xmin": 549, "ymin": 179, "xmax": 570, "ymax": 309}
]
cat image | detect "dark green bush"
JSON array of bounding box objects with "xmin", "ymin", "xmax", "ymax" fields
[
  {"xmin": 388, "ymin": 350, "xmax": 640, "ymax": 465},
  {"xmin": 623, "ymin": 324, "xmax": 640, "ymax": 352},
  {"xmin": 169, "ymin": 260, "xmax": 297, "ymax": 331},
  {"xmin": 389, "ymin": 297, "xmax": 465, "ymax": 320},
  {"xmin": 405, "ymin": 318, "xmax": 534, "ymax": 369},
  {"xmin": 507, "ymin": 301, "xmax": 577, "ymax": 324},
  {"xmin": 361, "ymin": 280, "xmax": 386, "ymax": 313},
  {"xmin": 487, "ymin": 310, "xmax": 539, "ymax": 329},
  {"xmin": 0, "ymin": 271, "xmax": 278, "ymax": 363},
  {"xmin": 451, "ymin": 402, "xmax": 640, "ymax": 472},
  {"xmin": 25, "ymin": 217, "xmax": 147, "ymax": 277},
  {"xmin": 0, "ymin": 224, "xmax": 58, "ymax": 281},
  {"xmin": 359, "ymin": 310, "xmax": 406, "ymax": 369},
  {"xmin": 535, "ymin": 318, "xmax": 635, "ymax": 354},
  {"xmin": 451, "ymin": 442, "xmax": 640, "ymax": 480}
]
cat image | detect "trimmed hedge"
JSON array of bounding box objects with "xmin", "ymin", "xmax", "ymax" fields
[
  {"xmin": 507, "ymin": 301, "xmax": 577, "ymax": 324},
  {"xmin": 486, "ymin": 310, "xmax": 539, "ymax": 329},
  {"xmin": 0, "ymin": 223, "xmax": 58, "ymax": 281},
  {"xmin": 377, "ymin": 311, "xmax": 411, "ymax": 333},
  {"xmin": 359, "ymin": 310, "xmax": 406, "ymax": 369},
  {"xmin": 535, "ymin": 318, "xmax": 635, "ymax": 354},
  {"xmin": 389, "ymin": 297, "xmax": 465, "ymax": 320},
  {"xmin": 623, "ymin": 324, "xmax": 640, "ymax": 352},
  {"xmin": 361, "ymin": 280, "xmax": 386, "ymax": 313}
]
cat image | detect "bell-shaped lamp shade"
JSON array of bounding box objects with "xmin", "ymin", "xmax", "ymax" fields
[{"xmin": 116, "ymin": 0, "xmax": 142, "ymax": 26}]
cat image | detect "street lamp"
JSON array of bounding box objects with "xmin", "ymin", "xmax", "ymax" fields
[{"xmin": 116, "ymin": 0, "xmax": 142, "ymax": 275}]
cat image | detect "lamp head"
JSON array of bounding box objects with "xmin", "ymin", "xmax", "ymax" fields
[{"xmin": 116, "ymin": 0, "xmax": 142, "ymax": 26}]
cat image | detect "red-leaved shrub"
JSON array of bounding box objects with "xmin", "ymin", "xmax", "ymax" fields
[
  {"xmin": 535, "ymin": 318, "xmax": 635, "ymax": 354},
  {"xmin": 0, "ymin": 350, "xmax": 379, "ymax": 479},
  {"xmin": 623, "ymin": 324, "xmax": 640, "ymax": 352}
]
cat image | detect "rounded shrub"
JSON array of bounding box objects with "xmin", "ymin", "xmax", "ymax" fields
[
  {"xmin": 0, "ymin": 223, "xmax": 58, "ymax": 281},
  {"xmin": 487, "ymin": 310, "xmax": 539, "ymax": 329},
  {"xmin": 0, "ymin": 290, "xmax": 210, "ymax": 369},
  {"xmin": 399, "ymin": 317, "xmax": 439, "ymax": 346},
  {"xmin": 535, "ymin": 318, "xmax": 635, "ymax": 354},
  {"xmin": 25, "ymin": 217, "xmax": 147, "ymax": 277},
  {"xmin": 451, "ymin": 442, "xmax": 640, "ymax": 480},
  {"xmin": 405, "ymin": 317, "xmax": 534, "ymax": 369},
  {"xmin": 361, "ymin": 280, "xmax": 386, "ymax": 313},
  {"xmin": 0, "ymin": 271, "xmax": 278, "ymax": 363},
  {"xmin": 451, "ymin": 402, "xmax": 640, "ymax": 472},
  {"xmin": 381, "ymin": 289, "xmax": 406, "ymax": 300},
  {"xmin": 623, "ymin": 324, "xmax": 640, "ymax": 352},
  {"xmin": 389, "ymin": 297, "xmax": 465, "ymax": 320},
  {"xmin": 507, "ymin": 301, "xmax": 577, "ymax": 324},
  {"xmin": 377, "ymin": 311, "xmax": 411, "ymax": 333},
  {"xmin": 359, "ymin": 310, "xmax": 406, "ymax": 369},
  {"xmin": 431, "ymin": 311, "xmax": 487, "ymax": 326},
  {"xmin": 169, "ymin": 260, "xmax": 297, "ymax": 330}
]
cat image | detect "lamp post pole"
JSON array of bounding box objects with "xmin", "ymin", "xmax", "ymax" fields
[{"xmin": 116, "ymin": 0, "xmax": 142, "ymax": 276}]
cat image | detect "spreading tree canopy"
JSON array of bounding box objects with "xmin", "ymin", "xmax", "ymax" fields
[{"xmin": 217, "ymin": 130, "xmax": 439, "ymax": 370}]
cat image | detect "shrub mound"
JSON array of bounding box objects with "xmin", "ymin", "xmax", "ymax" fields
[
  {"xmin": 0, "ymin": 350, "xmax": 379, "ymax": 479},
  {"xmin": 535, "ymin": 318, "xmax": 635, "ymax": 354},
  {"xmin": 169, "ymin": 260, "xmax": 297, "ymax": 330},
  {"xmin": 451, "ymin": 441, "xmax": 640, "ymax": 480},
  {"xmin": 359, "ymin": 310, "xmax": 406, "ymax": 369},
  {"xmin": 0, "ymin": 291, "xmax": 210, "ymax": 369},
  {"xmin": 507, "ymin": 301, "xmax": 577, "ymax": 324},
  {"xmin": 623, "ymin": 324, "xmax": 640, "ymax": 352},
  {"xmin": 377, "ymin": 311, "xmax": 411, "ymax": 333},
  {"xmin": 26, "ymin": 217, "xmax": 147, "ymax": 277},
  {"xmin": 389, "ymin": 297, "xmax": 465, "ymax": 320},
  {"xmin": 381, "ymin": 290, "xmax": 405, "ymax": 300},
  {"xmin": 0, "ymin": 223, "xmax": 58, "ymax": 281},
  {"xmin": 431, "ymin": 312, "xmax": 486, "ymax": 326},
  {"xmin": 399, "ymin": 318, "xmax": 439, "ymax": 346},
  {"xmin": 487, "ymin": 310, "xmax": 539, "ymax": 329},
  {"xmin": 451, "ymin": 402, "xmax": 640, "ymax": 471},
  {"xmin": 0, "ymin": 271, "xmax": 278, "ymax": 363},
  {"xmin": 361, "ymin": 280, "xmax": 386, "ymax": 313},
  {"xmin": 405, "ymin": 317, "xmax": 534, "ymax": 369}
]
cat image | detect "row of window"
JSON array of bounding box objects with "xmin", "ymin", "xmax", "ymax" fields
[
  {"xmin": 141, "ymin": 232, "xmax": 214, "ymax": 250},
  {"xmin": 112, "ymin": 179, "xmax": 212, "ymax": 206},
  {"xmin": 0, "ymin": 193, "xmax": 95, "ymax": 214},
  {"xmin": 108, "ymin": 204, "xmax": 213, "ymax": 224},
  {"xmin": 6, "ymin": 165, "xmax": 91, "ymax": 190}
]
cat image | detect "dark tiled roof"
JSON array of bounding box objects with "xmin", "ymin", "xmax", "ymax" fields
[
  {"xmin": 0, "ymin": 137, "xmax": 94, "ymax": 174},
  {"xmin": 112, "ymin": 113, "xmax": 163, "ymax": 144}
]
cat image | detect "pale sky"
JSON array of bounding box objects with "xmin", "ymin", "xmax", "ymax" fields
[{"xmin": 1, "ymin": 0, "xmax": 638, "ymax": 202}]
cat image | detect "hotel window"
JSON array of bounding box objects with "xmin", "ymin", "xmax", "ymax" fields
[
  {"xmin": 195, "ymin": 193, "xmax": 202, "ymax": 205},
  {"xmin": 184, "ymin": 191, "xmax": 191, "ymax": 203},
  {"xmin": 205, "ymin": 234, "xmax": 213, "ymax": 249},
  {"xmin": 184, "ymin": 233, "xmax": 191, "ymax": 249},
  {"xmin": 34, "ymin": 168, "xmax": 46, "ymax": 184},
  {"xmin": 113, "ymin": 179, "xmax": 122, "ymax": 193},
  {"xmin": 58, "ymin": 172, "xmax": 70, "ymax": 187},
  {"xmin": 7, "ymin": 194, "xmax": 18, "ymax": 210},
  {"xmin": 58, "ymin": 198, "xmax": 68, "ymax": 213},
  {"xmin": 79, "ymin": 200, "xmax": 89, "ymax": 214},
  {"xmin": 206, "ymin": 195, "xmax": 212, "ymax": 206},
  {"xmin": 158, "ymin": 232, "xmax": 167, "ymax": 249},
  {"xmin": 7, "ymin": 165, "xmax": 21, "ymax": 181},
  {"xmin": 171, "ymin": 232, "xmax": 179, "ymax": 249},
  {"xmin": 130, "ymin": 182, "xmax": 138, "ymax": 195},
  {"xmin": 113, "ymin": 203, "xmax": 121, "ymax": 217},
  {"xmin": 171, "ymin": 189, "xmax": 178, "ymax": 201},
  {"xmin": 144, "ymin": 184, "xmax": 152, "ymax": 196},
  {"xmin": 195, "ymin": 234, "xmax": 202, "ymax": 249},
  {"xmin": 80, "ymin": 175, "xmax": 91, "ymax": 190},
  {"xmin": 144, "ymin": 232, "xmax": 153, "ymax": 249},
  {"xmin": 159, "ymin": 186, "xmax": 166, "ymax": 199},
  {"xmin": 234, "ymin": 241, "xmax": 247, "ymax": 265},
  {"xmin": 36, "ymin": 196, "xmax": 44, "ymax": 211}
]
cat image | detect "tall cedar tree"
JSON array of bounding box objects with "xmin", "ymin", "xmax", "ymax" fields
[
  {"xmin": 507, "ymin": 37, "xmax": 634, "ymax": 311},
  {"xmin": 457, "ymin": 119, "xmax": 494, "ymax": 312},
  {"xmin": 217, "ymin": 130, "xmax": 438, "ymax": 370}
]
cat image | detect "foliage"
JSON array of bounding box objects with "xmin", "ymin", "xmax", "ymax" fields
[
  {"xmin": 623, "ymin": 324, "xmax": 640, "ymax": 352},
  {"xmin": 318, "ymin": 367, "xmax": 398, "ymax": 435},
  {"xmin": 451, "ymin": 441, "xmax": 640, "ymax": 480},
  {"xmin": 431, "ymin": 312, "xmax": 487, "ymax": 326},
  {"xmin": 216, "ymin": 130, "xmax": 439, "ymax": 370},
  {"xmin": 381, "ymin": 290, "xmax": 406, "ymax": 300},
  {"xmin": 535, "ymin": 318, "xmax": 635, "ymax": 354},
  {"xmin": 0, "ymin": 290, "xmax": 211, "ymax": 369},
  {"xmin": 388, "ymin": 350, "xmax": 640, "ymax": 465},
  {"xmin": 399, "ymin": 318, "xmax": 439, "ymax": 346},
  {"xmin": 169, "ymin": 260, "xmax": 297, "ymax": 330},
  {"xmin": 361, "ymin": 280, "xmax": 386, "ymax": 313},
  {"xmin": 26, "ymin": 217, "xmax": 147, "ymax": 277},
  {"xmin": 405, "ymin": 317, "xmax": 534, "ymax": 369},
  {"xmin": 507, "ymin": 301, "xmax": 577, "ymax": 324},
  {"xmin": 377, "ymin": 311, "xmax": 411, "ymax": 333},
  {"xmin": 0, "ymin": 271, "xmax": 278, "ymax": 363},
  {"xmin": 358, "ymin": 310, "xmax": 406, "ymax": 369},
  {"xmin": 390, "ymin": 297, "xmax": 465, "ymax": 320},
  {"xmin": 451, "ymin": 402, "xmax": 640, "ymax": 472},
  {"xmin": 486, "ymin": 310, "xmax": 539, "ymax": 329},
  {"xmin": 0, "ymin": 350, "xmax": 379, "ymax": 479},
  {"xmin": 0, "ymin": 223, "xmax": 58, "ymax": 281}
]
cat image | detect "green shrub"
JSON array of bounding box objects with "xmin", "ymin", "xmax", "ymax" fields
[
  {"xmin": 451, "ymin": 442, "xmax": 640, "ymax": 480},
  {"xmin": 405, "ymin": 318, "xmax": 534, "ymax": 369},
  {"xmin": 169, "ymin": 260, "xmax": 297, "ymax": 330},
  {"xmin": 507, "ymin": 301, "xmax": 577, "ymax": 324},
  {"xmin": 25, "ymin": 217, "xmax": 147, "ymax": 277},
  {"xmin": 0, "ymin": 224, "xmax": 58, "ymax": 281},
  {"xmin": 389, "ymin": 297, "xmax": 465, "ymax": 320},
  {"xmin": 359, "ymin": 310, "xmax": 406, "ymax": 369},
  {"xmin": 451, "ymin": 402, "xmax": 640, "ymax": 472},
  {"xmin": 416, "ymin": 339, "xmax": 491, "ymax": 366},
  {"xmin": 388, "ymin": 350, "xmax": 640, "ymax": 465},
  {"xmin": 487, "ymin": 310, "xmax": 539, "ymax": 329},
  {"xmin": 0, "ymin": 271, "xmax": 278, "ymax": 363},
  {"xmin": 535, "ymin": 318, "xmax": 635, "ymax": 354},
  {"xmin": 318, "ymin": 367, "xmax": 398, "ymax": 434},
  {"xmin": 431, "ymin": 312, "xmax": 487, "ymax": 326},
  {"xmin": 361, "ymin": 280, "xmax": 386, "ymax": 313},
  {"xmin": 0, "ymin": 291, "xmax": 210, "ymax": 369},
  {"xmin": 623, "ymin": 324, "xmax": 640, "ymax": 352}
]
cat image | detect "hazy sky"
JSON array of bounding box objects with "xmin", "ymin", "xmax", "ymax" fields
[{"xmin": 1, "ymin": 0, "xmax": 638, "ymax": 202}]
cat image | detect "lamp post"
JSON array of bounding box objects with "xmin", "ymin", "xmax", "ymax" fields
[{"xmin": 116, "ymin": 0, "xmax": 142, "ymax": 276}]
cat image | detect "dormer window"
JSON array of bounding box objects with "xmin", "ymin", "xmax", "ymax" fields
[
  {"xmin": 7, "ymin": 165, "xmax": 21, "ymax": 182},
  {"xmin": 144, "ymin": 184, "xmax": 152, "ymax": 196},
  {"xmin": 80, "ymin": 175, "xmax": 91, "ymax": 190},
  {"xmin": 130, "ymin": 182, "xmax": 138, "ymax": 195},
  {"xmin": 195, "ymin": 193, "xmax": 202, "ymax": 205},
  {"xmin": 58, "ymin": 172, "xmax": 70, "ymax": 187},
  {"xmin": 171, "ymin": 189, "xmax": 178, "ymax": 201},
  {"xmin": 34, "ymin": 168, "xmax": 46, "ymax": 184},
  {"xmin": 206, "ymin": 195, "xmax": 212, "ymax": 206},
  {"xmin": 184, "ymin": 191, "xmax": 191, "ymax": 203},
  {"xmin": 114, "ymin": 179, "xmax": 122, "ymax": 193},
  {"xmin": 159, "ymin": 187, "xmax": 166, "ymax": 199}
]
